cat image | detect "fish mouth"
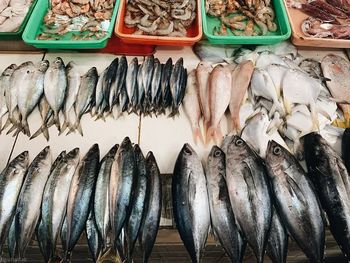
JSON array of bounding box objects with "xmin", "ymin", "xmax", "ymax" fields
[
  {"xmin": 182, "ymin": 143, "xmax": 194, "ymax": 155},
  {"xmin": 121, "ymin": 137, "xmax": 131, "ymax": 146}
]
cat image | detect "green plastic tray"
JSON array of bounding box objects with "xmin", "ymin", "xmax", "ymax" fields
[
  {"xmin": 0, "ymin": 0, "xmax": 38, "ymax": 40},
  {"xmin": 202, "ymin": 0, "xmax": 291, "ymax": 45},
  {"xmin": 22, "ymin": 0, "xmax": 119, "ymax": 49}
]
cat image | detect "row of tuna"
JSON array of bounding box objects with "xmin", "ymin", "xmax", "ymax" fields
[
  {"xmin": 0, "ymin": 137, "xmax": 162, "ymax": 262},
  {"xmin": 173, "ymin": 129, "xmax": 350, "ymax": 262},
  {"xmin": 0, "ymin": 55, "xmax": 187, "ymax": 140}
]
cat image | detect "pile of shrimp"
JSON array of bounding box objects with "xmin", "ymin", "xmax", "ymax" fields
[
  {"xmin": 37, "ymin": 0, "xmax": 115, "ymax": 40},
  {"xmin": 206, "ymin": 0, "xmax": 278, "ymax": 36}
]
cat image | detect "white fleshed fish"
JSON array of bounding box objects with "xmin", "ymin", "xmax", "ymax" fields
[
  {"xmin": 207, "ymin": 64, "xmax": 231, "ymax": 144},
  {"xmin": 196, "ymin": 61, "xmax": 211, "ymax": 131},
  {"xmin": 183, "ymin": 70, "xmax": 204, "ymax": 144}
]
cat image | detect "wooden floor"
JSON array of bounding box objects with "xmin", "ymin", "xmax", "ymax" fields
[{"xmin": 0, "ymin": 228, "xmax": 347, "ymax": 263}]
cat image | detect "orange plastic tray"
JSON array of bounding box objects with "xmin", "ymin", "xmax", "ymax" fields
[{"xmin": 115, "ymin": 0, "xmax": 203, "ymax": 46}]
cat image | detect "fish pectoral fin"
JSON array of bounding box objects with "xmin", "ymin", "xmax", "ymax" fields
[
  {"xmin": 284, "ymin": 171, "xmax": 307, "ymax": 205},
  {"xmin": 187, "ymin": 171, "xmax": 197, "ymax": 218}
]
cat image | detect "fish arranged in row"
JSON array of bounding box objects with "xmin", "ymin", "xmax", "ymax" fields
[
  {"xmin": 174, "ymin": 136, "xmax": 327, "ymax": 262},
  {"xmin": 0, "ymin": 55, "xmax": 187, "ymax": 140},
  {"xmin": 0, "ymin": 138, "xmax": 162, "ymax": 263}
]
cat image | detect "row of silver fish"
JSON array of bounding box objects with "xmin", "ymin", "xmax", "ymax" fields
[
  {"xmin": 0, "ymin": 55, "xmax": 187, "ymax": 140},
  {"xmin": 173, "ymin": 135, "xmax": 335, "ymax": 263},
  {"xmin": 0, "ymin": 137, "xmax": 162, "ymax": 263}
]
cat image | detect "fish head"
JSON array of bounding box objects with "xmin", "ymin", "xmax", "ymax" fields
[
  {"xmin": 86, "ymin": 67, "xmax": 98, "ymax": 78},
  {"xmin": 321, "ymin": 54, "xmax": 349, "ymax": 75},
  {"xmin": 265, "ymin": 140, "xmax": 293, "ymax": 174},
  {"xmin": 37, "ymin": 60, "xmax": 50, "ymax": 73},
  {"xmin": 11, "ymin": 151, "xmax": 29, "ymax": 170},
  {"xmin": 2, "ymin": 64, "xmax": 17, "ymax": 76},
  {"xmin": 227, "ymin": 136, "xmax": 251, "ymax": 159},
  {"xmin": 118, "ymin": 137, "xmax": 133, "ymax": 158},
  {"xmin": 208, "ymin": 146, "xmax": 225, "ymax": 169},
  {"xmin": 17, "ymin": 61, "xmax": 34, "ymax": 70},
  {"xmin": 134, "ymin": 144, "xmax": 145, "ymax": 164},
  {"xmin": 67, "ymin": 147, "xmax": 80, "ymax": 160},
  {"xmin": 146, "ymin": 151, "xmax": 160, "ymax": 175},
  {"xmin": 179, "ymin": 143, "xmax": 196, "ymax": 158},
  {"xmin": 66, "ymin": 61, "xmax": 76, "ymax": 72},
  {"xmin": 108, "ymin": 144, "xmax": 119, "ymax": 157},
  {"xmin": 52, "ymin": 57, "xmax": 65, "ymax": 69}
]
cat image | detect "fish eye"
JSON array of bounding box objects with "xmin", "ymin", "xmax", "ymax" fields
[
  {"xmin": 273, "ymin": 146, "xmax": 281, "ymax": 155},
  {"xmin": 184, "ymin": 147, "xmax": 192, "ymax": 155},
  {"xmin": 235, "ymin": 139, "xmax": 243, "ymax": 146},
  {"xmin": 214, "ymin": 150, "xmax": 221, "ymax": 157}
]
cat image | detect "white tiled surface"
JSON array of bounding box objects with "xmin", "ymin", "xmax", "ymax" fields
[{"xmin": 1, "ymin": 46, "xmax": 348, "ymax": 172}]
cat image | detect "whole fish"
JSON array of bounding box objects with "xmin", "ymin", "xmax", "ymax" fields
[
  {"xmin": 229, "ymin": 60, "xmax": 254, "ymax": 133},
  {"xmin": 103, "ymin": 58, "xmax": 119, "ymax": 111},
  {"xmin": 207, "ymin": 146, "xmax": 246, "ymax": 263},
  {"xmin": 126, "ymin": 57, "xmax": 139, "ymax": 112},
  {"xmin": 172, "ymin": 144, "xmax": 210, "ymax": 263},
  {"xmin": 17, "ymin": 60, "xmax": 49, "ymax": 136},
  {"xmin": 207, "ymin": 64, "xmax": 232, "ymax": 144},
  {"xmin": 44, "ymin": 57, "xmax": 67, "ymax": 131},
  {"xmin": 151, "ymin": 59, "xmax": 162, "ymax": 112},
  {"xmin": 0, "ymin": 64, "xmax": 16, "ymax": 129},
  {"xmin": 142, "ymin": 55, "xmax": 154, "ymax": 111},
  {"xmin": 61, "ymin": 62, "xmax": 80, "ymax": 133},
  {"xmin": 65, "ymin": 144, "xmax": 100, "ymax": 260},
  {"xmin": 74, "ymin": 67, "xmax": 98, "ymax": 136},
  {"xmin": 110, "ymin": 137, "xmax": 136, "ymax": 246},
  {"xmin": 266, "ymin": 140, "xmax": 325, "ymax": 262},
  {"xmin": 95, "ymin": 68, "xmax": 107, "ymax": 119},
  {"xmin": 0, "ymin": 151, "xmax": 28, "ymax": 255},
  {"xmin": 160, "ymin": 58, "xmax": 173, "ymax": 111},
  {"xmin": 86, "ymin": 210, "xmax": 103, "ymax": 263},
  {"xmin": 94, "ymin": 144, "xmax": 119, "ymax": 250},
  {"xmin": 15, "ymin": 146, "xmax": 51, "ymax": 259},
  {"xmin": 111, "ymin": 55, "xmax": 128, "ymax": 106},
  {"xmin": 169, "ymin": 58, "xmax": 184, "ymax": 117},
  {"xmin": 196, "ymin": 61, "xmax": 212, "ymax": 132},
  {"xmin": 140, "ymin": 152, "xmax": 162, "ymax": 263},
  {"xmin": 40, "ymin": 148, "xmax": 80, "ymax": 262},
  {"xmin": 267, "ymin": 207, "xmax": 288, "ymax": 263},
  {"xmin": 321, "ymin": 54, "xmax": 350, "ymax": 128},
  {"xmin": 119, "ymin": 85, "xmax": 129, "ymax": 113},
  {"xmin": 37, "ymin": 150, "xmax": 66, "ymax": 262},
  {"xmin": 183, "ymin": 70, "xmax": 203, "ymax": 145},
  {"xmin": 6, "ymin": 61, "xmax": 34, "ymax": 128},
  {"xmin": 125, "ymin": 144, "xmax": 148, "ymax": 261},
  {"xmin": 342, "ymin": 128, "xmax": 350, "ymax": 173},
  {"xmin": 136, "ymin": 63, "xmax": 145, "ymax": 114},
  {"xmin": 304, "ymin": 132, "xmax": 350, "ymax": 260},
  {"xmin": 225, "ymin": 136, "xmax": 272, "ymax": 263},
  {"xmin": 193, "ymin": 41, "xmax": 240, "ymax": 63}
]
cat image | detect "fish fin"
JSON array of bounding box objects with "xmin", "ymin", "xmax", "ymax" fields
[
  {"xmin": 206, "ymin": 125, "xmax": 223, "ymax": 145},
  {"xmin": 43, "ymin": 127, "xmax": 50, "ymax": 141},
  {"xmin": 317, "ymin": 108, "xmax": 332, "ymax": 121},
  {"xmin": 192, "ymin": 125, "xmax": 204, "ymax": 145},
  {"xmin": 21, "ymin": 119, "xmax": 31, "ymax": 137},
  {"xmin": 6, "ymin": 123, "xmax": 18, "ymax": 135},
  {"xmin": 1, "ymin": 117, "xmax": 11, "ymax": 132},
  {"xmin": 0, "ymin": 115, "xmax": 3, "ymax": 134},
  {"xmin": 283, "ymin": 97, "xmax": 292, "ymax": 115},
  {"xmin": 53, "ymin": 113, "xmax": 61, "ymax": 132},
  {"xmin": 60, "ymin": 120, "xmax": 69, "ymax": 135},
  {"xmin": 77, "ymin": 122, "xmax": 83, "ymax": 136},
  {"xmin": 30, "ymin": 126, "xmax": 44, "ymax": 140}
]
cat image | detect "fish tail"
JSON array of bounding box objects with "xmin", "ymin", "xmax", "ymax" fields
[
  {"xmin": 21, "ymin": 119, "xmax": 31, "ymax": 137},
  {"xmin": 75, "ymin": 121, "xmax": 83, "ymax": 136},
  {"xmin": 52, "ymin": 112, "xmax": 61, "ymax": 132},
  {"xmin": 192, "ymin": 125, "xmax": 204, "ymax": 145},
  {"xmin": 6, "ymin": 123, "xmax": 18, "ymax": 135},
  {"xmin": 168, "ymin": 107, "xmax": 179, "ymax": 118},
  {"xmin": 30, "ymin": 126, "xmax": 43, "ymax": 140},
  {"xmin": 60, "ymin": 120, "xmax": 69, "ymax": 135},
  {"xmin": 206, "ymin": 125, "xmax": 223, "ymax": 144},
  {"xmin": 2, "ymin": 116, "xmax": 11, "ymax": 132},
  {"xmin": 43, "ymin": 126, "xmax": 50, "ymax": 141}
]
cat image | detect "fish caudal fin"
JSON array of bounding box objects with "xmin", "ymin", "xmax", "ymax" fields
[
  {"xmin": 206, "ymin": 125, "xmax": 223, "ymax": 145},
  {"xmin": 192, "ymin": 125, "xmax": 204, "ymax": 145},
  {"xmin": 21, "ymin": 119, "xmax": 31, "ymax": 137}
]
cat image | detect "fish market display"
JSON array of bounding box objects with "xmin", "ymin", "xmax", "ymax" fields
[
  {"xmin": 0, "ymin": 55, "xmax": 187, "ymax": 140},
  {"xmin": 0, "ymin": 0, "xmax": 33, "ymax": 32},
  {"xmin": 304, "ymin": 132, "xmax": 350, "ymax": 260},
  {"xmin": 0, "ymin": 138, "xmax": 161, "ymax": 262},
  {"xmin": 205, "ymin": 0, "xmax": 278, "ymax": 36},
  {"xmin": 38, "ymin": 0, "xmax": 115, "ymax": 40},
  {"xmin": 124, "ymin": 0, "xmax": 196, "ymax": 36},
  {"xmin": 173, "ymin": 143, "xmax": 210, "ymax": 263},
  {"xmin": 186, "ymin": 41, "xmax": 344, "ymax": 156},
  {"xmin": 288, "ymin": 0, "xmax": 350, "ymax": 39},
  {"xmin": 266, "ymin": 140, "xmax": 325, "ymax": 262}
]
